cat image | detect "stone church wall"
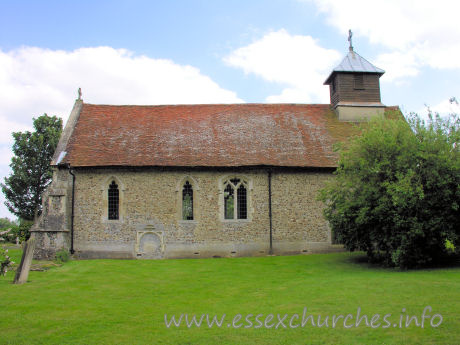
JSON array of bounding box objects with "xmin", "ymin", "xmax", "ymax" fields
[
  {"xmin": 33, "ymin": 167, "xmax": 335, "ymax": 259},
  {"xmin": 70, "ymin": 168, "xmax": 333, "ymax": 259}
]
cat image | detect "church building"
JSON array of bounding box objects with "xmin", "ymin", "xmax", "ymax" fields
[{"xmin": 32, "ymin": 40, "xmax": 392, "ymax": 259}]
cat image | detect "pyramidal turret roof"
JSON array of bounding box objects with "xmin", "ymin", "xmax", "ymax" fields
[{"xmin": 324, "ymin": 49, "xmax": 384, "ymax": 85}]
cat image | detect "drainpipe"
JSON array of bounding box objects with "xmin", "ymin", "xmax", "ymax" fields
[
  {"xmin": 268, "ymin": 170, "xmax": 273, "ymax": 255},
  {"xmin": 68, "ymin": 166, "xmax": 76, "ymax": 254}
]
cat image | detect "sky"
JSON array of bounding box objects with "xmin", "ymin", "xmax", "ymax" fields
[{"xmin": 1, "ymin": 0, "xmax": 460, "ymax": 219}]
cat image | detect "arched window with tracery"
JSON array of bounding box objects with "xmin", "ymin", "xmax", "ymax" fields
[
  {"xmin": 182, "ymin": 181, "xmax": 194, "ymax": 220},
  {"xmin": 108, "ymin": 180, "xmax": 119, "ymax": 220},
  {"xmin": 223, "ymin": 177, "xmax": 247, "ymax": 220}
]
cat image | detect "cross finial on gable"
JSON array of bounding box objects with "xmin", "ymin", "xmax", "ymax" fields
[{"xmin": 348, "ymin": 29, "xmax": 353, "ymax": 52}]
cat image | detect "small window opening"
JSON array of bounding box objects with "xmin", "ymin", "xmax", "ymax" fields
[
  {"xmin": 237, "ymin": 184, "xmax": 247, "ymax": 219},
  {"xmin": 108, "ymin": 181, "xmax": 119, "ymax": 220},
  {"xmin": 182, "ymin": 181, "xmax": 194, "ymax": 220},
  {"xmin": 224, "ymin": 184, "xmax": 234, "ymax": 219}
]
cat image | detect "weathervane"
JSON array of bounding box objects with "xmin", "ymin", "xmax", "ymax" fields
[
  {"xmin": 348, "ymin": 29, "xmax": 353, "ymax": 52},
  {"xmin": 77, "ymin": 87, "xmax": 82, "ymax": 101}
]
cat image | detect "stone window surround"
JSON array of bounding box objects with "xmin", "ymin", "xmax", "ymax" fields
[
  {"xmin": 218, "ymin": 174, "xmax": 253, "ymax": 223},
  {"xmin": 101, "ymin": 175, "xmax": 126, "ymax": 223},
  {"xmin": 176, "ymin": 175, "xmax": 199, "ymax": 224}
]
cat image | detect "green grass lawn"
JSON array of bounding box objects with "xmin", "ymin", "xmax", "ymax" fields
[{"xmin": 1, "ymin": 247, "xmax": 459, "ymax": 345}]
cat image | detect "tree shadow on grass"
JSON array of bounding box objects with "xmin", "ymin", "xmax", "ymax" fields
[{"xmin": 343, "ymin": 251, "xmax": 460, "ymax": 271}]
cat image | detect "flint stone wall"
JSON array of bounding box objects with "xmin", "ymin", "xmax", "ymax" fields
[{"xmin": 68, "ymin": 168, "xmax": 333, "ymax": 259}]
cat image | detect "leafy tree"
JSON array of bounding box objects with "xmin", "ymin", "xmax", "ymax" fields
[
  {"xmin": 0, "ymin": 217, "xmax": 17, "ymax": 230},
  {"xmin": 0, "ymin": 217, "xmax": 19, "ymax": 243},
  {"xmin": 1, "ymin": 114, "xmax": 62, "ymax": 221},
  {"xmin": 319, "ymin": 111, "xmax": 460, "ymax": 268},
  {"xmin": 11, "ymin": 219, "xmax": 33, "ymax": 243}
]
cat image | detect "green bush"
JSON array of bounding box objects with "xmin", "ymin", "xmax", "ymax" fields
[
  {"xmin": 9, "ymin": 219, "xmax": 33, "ymax": 243},
  {"xmin": 445, "ymin": 239, "xmax": 456, "ymax": 253},
  {"xmin": 0, "ymin": 247, "xmax": 14, "ymax": 276},
  {"xmin": 55, "ymin": 249, "xmax": 70, "ymax": 263},
  {"xmin": 0, "ymin": 217, "xmax": 17, "ymax": 243},
  {"xmin": 319, "ymin": 111, "xmax": 460, "ymax": 269}
]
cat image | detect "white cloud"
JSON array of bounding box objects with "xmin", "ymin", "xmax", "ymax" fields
[
  {"xmin": 0, "ymin": 146, "xmax": 14, "ymax": 167},
  {"xmin": 224, "ymin": 29, "xmax": 341, "ymax": 103},
  {"xmin": 0, "ymin": 46, "xmax": 243, "ymax": 218},
  {"xmin": 418, "ymin": 98, "xmax": 460, "ymax": 117},
  {"xmin": 375, "ymin": 51, "xmax": 420, "ymax": 83},
  {"xmin": 306, "ymin": 0, "xmax": 460, "ymax": 82},
  {"xmin": 0, "ymin": 117, "xmax": 32, "ymax": 145},
  {"xmin": 0, "ymin": 46, "xmax": 242, "ymax": 124}
]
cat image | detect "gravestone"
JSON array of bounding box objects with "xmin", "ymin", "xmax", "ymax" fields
[{"xmin": 14, "ymin": 236, "xmax": 36, "ymax": 284}]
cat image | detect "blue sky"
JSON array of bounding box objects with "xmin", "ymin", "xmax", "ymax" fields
[{"xmin": 1, "ymin": 0, "xmax": 460, "ymax": 219}]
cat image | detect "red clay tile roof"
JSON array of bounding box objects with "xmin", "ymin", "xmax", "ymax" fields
[{"xmin": 63, "ymin": 103, "xmax": 368, "ymax": 168}]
